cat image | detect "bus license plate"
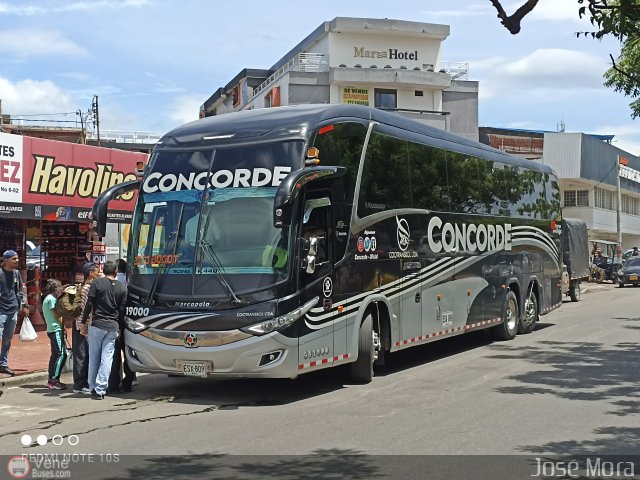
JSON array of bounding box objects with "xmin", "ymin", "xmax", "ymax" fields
[
  {"xmin": 630, "ymin": 275, "xmax": 638, "ymax": 281},
  {"xmin": 176, "ymin": 361, "xmax": 209, "ymax": 377}
]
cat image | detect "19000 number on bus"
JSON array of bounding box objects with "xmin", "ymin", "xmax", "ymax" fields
[{"xmin": 126, "ymin": 307, "xmax": 149, "ymax": 317}]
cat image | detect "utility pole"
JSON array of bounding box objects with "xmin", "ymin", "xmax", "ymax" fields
[
  {"xmin": 76, "ymin": 109, "xmax": 86, "ymax": 144},
  {"xmin": 616, "ymin": 155, "xmax": 625, "ymax": 265},
  {"xmin": 92, "ymin": 95, "xmax": 100, "ymax": 146}
]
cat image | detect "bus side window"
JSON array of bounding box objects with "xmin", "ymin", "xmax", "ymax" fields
[{"xmin": 303, "ymin": 197, "xmax": 331, "ymax": 266}]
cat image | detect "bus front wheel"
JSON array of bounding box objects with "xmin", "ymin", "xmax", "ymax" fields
[
  {"xmin": 348, "ymin": 314, "xmax": 377, "ymax": 384},
  {"xmin": 492, "ymin": 291, "xmax": 518, "ymax": 341}
]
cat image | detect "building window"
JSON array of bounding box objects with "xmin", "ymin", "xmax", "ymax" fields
[
  {"xmin": 263, "ymin": 86, "xmax": 281, "ymax": 109},
  {"xmin": 232, "ymin": 85, "xmax": 240, "ymax": 107},
  {"xmin": 594, "ymin": 187, "xmax": 615, "ymax": 211},
  {"xmin": 622, "ymin": 194, "xmax": 639, "ymax": 215},
  {"xmin": 374, "ymin": 89, "xmax": 397, "ymax": 109},
  {"xmin": 563, "ymin": 190, "xmax": 589, "ymax": 207}
]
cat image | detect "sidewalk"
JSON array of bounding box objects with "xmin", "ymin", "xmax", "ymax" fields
[
  {"xmin": 0, "ymin": 326, "xmax": 53, "ymax": 389},
  {"xmin": 0, "ymin": 281, "xmax": 618, "ymax": 389}
]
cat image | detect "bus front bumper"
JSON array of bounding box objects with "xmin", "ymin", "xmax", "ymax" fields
[{"xmin": 124, "ymin": 328, "xmax": 299, "ymax": 379}]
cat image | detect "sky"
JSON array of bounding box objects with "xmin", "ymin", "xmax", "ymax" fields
[{"xmin": 0, "ymin": 0, "xmax": 638, "ymax": 155}]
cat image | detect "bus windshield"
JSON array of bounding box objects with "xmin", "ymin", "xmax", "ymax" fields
[{"xmin": 129, "ymin": 141, "xmax": 302, "ymax": 298}]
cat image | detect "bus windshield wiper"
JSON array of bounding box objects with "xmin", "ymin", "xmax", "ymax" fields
[{"xmin": 199, "ymin": 240, "xmax": 242, "ymax": 304}]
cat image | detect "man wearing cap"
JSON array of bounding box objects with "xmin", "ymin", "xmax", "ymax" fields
[{"xmin": 0, "ymin": 250, "xmax": 29, "ymax": 376}]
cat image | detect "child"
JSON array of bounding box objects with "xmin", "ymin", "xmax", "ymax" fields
[{"xmin": 42, "ymin": 279, "xmax": 67, "ymax": 390}]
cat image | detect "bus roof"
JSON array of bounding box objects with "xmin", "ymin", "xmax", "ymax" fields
[{"xmin": 160, "ymin": 104, "xmax": 556, "ymax": 175}]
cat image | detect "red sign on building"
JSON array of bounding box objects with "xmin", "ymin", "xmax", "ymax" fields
[{"xmin": 0, "ymin": 132, "xmax": 147, "ymax": 222}]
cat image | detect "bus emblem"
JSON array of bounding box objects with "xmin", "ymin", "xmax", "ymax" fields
[
  {"xmin": 396, "ymin": 217, "xmax": 410, "ymax": 251},
  {"xmin": 323, "ymin": 277, "xmax": 333, "ymax": 297},
  {"xmin": 357, "ymin": 237, "xmax": 365, "ymax": 252},
  {"xmin": 184, "ymin": 333, "xmax": 198, "ymax": 348}
]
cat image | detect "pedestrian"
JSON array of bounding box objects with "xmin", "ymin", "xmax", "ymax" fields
[
  {"xmin": 72, "ymin": 263, "xmax": 99, "ymax": 394},
  {"xmin": 109, "ymin": 259, "xmax": 136, "ymax": 394},
  {"xmin": 115, "ymin": 259, "xmax": 127, "ymax": 286},
  {"xmin": 42, "ymin": 279, "xmax": 67, "ymax": 390},
  {"xmin": 80, "ymin": 260, "xmax": 127, "ymax": 400},
  {"xmin": 0, "ymin": 250, "xmax": 29, "ymax": 377}
]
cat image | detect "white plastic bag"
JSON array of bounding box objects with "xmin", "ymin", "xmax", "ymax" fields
[
  {"xmin": 19, "ymin": 316, "xmax": 38, "ymax": 341},
  {"xmin": 62, "ymin": 340, "xmax": 73, "ymax": 373}
]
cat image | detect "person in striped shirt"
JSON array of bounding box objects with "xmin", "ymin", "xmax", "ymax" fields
[{"xmin": 72, "ymin": 263, "xmax": 99, "ymax": 394}]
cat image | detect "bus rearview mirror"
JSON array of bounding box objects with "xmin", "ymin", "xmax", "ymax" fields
[
  {"xmin": 308, "ymin": 237, "xmax": 318, "ymax": 256},
  {"xmin": 305, "ymin": 255, "xmax": 316, "ymax": 274},
  {"xmin": 92, "ymin": 180, "xmax": 140, "ymax": 236}
]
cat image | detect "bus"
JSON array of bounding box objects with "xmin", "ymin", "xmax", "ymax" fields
[{"xmin": 93, "ymin": 104, "xmax": 562, "ymax": 384}]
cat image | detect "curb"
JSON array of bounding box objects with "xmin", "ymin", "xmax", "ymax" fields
[
  {"xmin": 1, "ymin": 370, "xmax": 68, "ymax": 389},
  {"xmin": 1, "ymin": 370, "xmax": 49, "ymax": 388}
]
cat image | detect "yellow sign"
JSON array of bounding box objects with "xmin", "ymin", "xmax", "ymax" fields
[{"xmin": 342, "ymin": 87, "xmax": 369, "ymax": 106}]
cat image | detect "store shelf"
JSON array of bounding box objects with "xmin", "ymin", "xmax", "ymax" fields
[{"xmin": 40, "ymin": 221, "xmax": 92, "ymax": 286}]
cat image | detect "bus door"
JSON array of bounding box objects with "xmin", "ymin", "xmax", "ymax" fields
[{"xmin": 298, "ymin": 191, "xmax": 339, "ymax": 366}]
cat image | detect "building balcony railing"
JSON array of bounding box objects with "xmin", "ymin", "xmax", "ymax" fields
[
  {"xmin": 378, "ymin": 107, "xmax": 449, "ymax": 116},
  {"xmin": 441, "ymin": 62, "xmax": 469, "ymax": 80},
  {"xmin": 87, "ymin": 130, "xmax": 161, "ymax": 144},
  {"xmin": 251, "ymin": 53, "xmax": 329, "ymax": 99},
  {"xmin": 249, "ymin": 56, "xmax": 470, "ymax": 103}
]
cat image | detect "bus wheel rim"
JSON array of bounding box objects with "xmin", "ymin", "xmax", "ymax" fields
[{"xmin": 506, "ymin": 299, "xmax": 517, "ymax": 330}]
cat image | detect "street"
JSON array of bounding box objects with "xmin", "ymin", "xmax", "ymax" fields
[{"xmin": 1, "ymin": 285, "xmax": 639, "ymax": 477}]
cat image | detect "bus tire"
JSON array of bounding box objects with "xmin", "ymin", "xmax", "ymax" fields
[
  {"xmin": 348, "ymin": 314, "xmax": 375, "ymax": 384},
  {"xmin": 569, "ymin": 282, "xmax": 581, "ymax": 302},
  {"xmin": 492, "ymin": 291, "xmax": 518, "ymax": 341},
  {"xmin": 518, "ymin": 291, "xmax": 538, "ymax": 334}
]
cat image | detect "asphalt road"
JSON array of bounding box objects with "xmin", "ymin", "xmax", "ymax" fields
[{"xmin": 1, "ymin": 285, "xmax": 639, "ymax": 478}]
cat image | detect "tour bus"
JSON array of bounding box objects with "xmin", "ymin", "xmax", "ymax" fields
[{"xmin": 93, "ymin": 104, "xmax": 563, "ymax": 383}]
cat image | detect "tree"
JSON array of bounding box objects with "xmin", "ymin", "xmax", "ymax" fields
[{"xmin": 489, "ymin": 0, "xmax": 640, "ymax": 118}]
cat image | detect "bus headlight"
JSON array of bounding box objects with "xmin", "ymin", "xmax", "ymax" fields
[
  {"xmin": 125, "ymin": 316, "xmax": 149, "ymax": 333},
  {"xmin": 242, "ymin": 297, "xmax": 319, "ymax": 336}
]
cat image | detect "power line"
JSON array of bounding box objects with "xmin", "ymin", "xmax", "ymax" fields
[
  {"xmin": 9, "ymin": 118, "xmax": 81, "ymax": 124},
  {"xmin": 8, "ymin": 112, "xmax": 77, "ymax": 117}
]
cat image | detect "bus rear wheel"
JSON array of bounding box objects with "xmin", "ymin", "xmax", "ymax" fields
[
  {"xmin": 348, "ymin": 314, "xmax": 378, "ymax": 384},
  {"xmin": 518, "ymin": 291, "xmax": 538, "ymax": 334},
  {"xmin": 492, "ymin": 291, "xmax": 518, "ymax": 341}
]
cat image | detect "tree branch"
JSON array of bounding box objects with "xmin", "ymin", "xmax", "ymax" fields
[
  {"xmin": 489, "ymin": 0, "xmax": 540, "ymax": 34},
  {"xmin": 609, "ymin": 53, "xmax": 640, "ymax": 84}
]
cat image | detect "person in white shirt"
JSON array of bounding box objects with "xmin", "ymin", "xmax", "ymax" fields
[{"xmin": 115, "ymin": 259, "xmax": 127, "ymax": 286}]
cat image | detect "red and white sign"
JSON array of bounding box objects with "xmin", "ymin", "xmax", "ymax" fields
[
  {"xmin": 0, "ymin": 133, "xmax": 23, "ymax": 203},
  {"xmin": 0, "ymin": 131, "xmax": 147, "ymax": 222}
]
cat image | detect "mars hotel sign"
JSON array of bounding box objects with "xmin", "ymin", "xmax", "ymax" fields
[{"xmin": 353, "ymin": 46, "xmax": 418, "ymax": 61}]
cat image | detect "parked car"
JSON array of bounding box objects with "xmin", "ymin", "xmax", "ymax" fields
[
  {"xmin": 617, "ymin": 257, "xmax": 640, "ymax": 287},
  {"xmin": 622, "ymin": 247, "xmax": 639, "ymax": 261}
]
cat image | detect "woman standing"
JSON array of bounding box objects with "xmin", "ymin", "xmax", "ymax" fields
[{"xmin": 42, "ymin": 279, "xmax": 67, "ymax": 390}]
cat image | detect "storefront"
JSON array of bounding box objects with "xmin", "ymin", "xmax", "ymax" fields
[{"xmin": 0, "ymin": 131, "xmax": 147, "ymax": 327}]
